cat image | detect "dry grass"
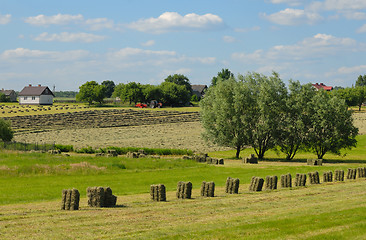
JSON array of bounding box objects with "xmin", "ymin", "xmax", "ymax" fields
[
  {"xmin": 353, "ymin": 111, "xmax": 366, "ymax": 135},
  {"xmin": 14, "ymin": 122, "xmax": 228, "ymax": 152}
]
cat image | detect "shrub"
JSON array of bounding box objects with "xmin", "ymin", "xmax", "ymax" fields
[{"xmin": 55, "ymin": 144, "xmax": 74, "ymax": 152}]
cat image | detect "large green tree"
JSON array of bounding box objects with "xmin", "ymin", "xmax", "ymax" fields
[
  {"xmin": 200, "ymin": 78, "xmax": 252, "ymax": 158},
  {"xmin": 240, "ymin": 72, "xmax": 288, "ymax": 159},
  {"xmin": 113, "ymin": 82, "xmax": 143, "ymax": 105},
  {"xmin": 0, "ymin": 118, "xmax": 13, "ymax": 142},
  {"xmin": 164, "ymin": 74, "xmax": 192, "ymax": 95},
  {"xmin": 306, "ymin": 90, "xmax": 358, "ymax": 159},
  {"xmin": 211, "ymin": 68, "xmax": 234, "ymax": 86},
  {"xmin": 160, "ymin": 82, "xmax": 190, "ymax": 106},
  {"xmin": 334, "ymin": 86, "xmax": 366, "ymax": 111},
  {"xmin": 277, "ymin": 81, "xmax": 316, "ymax": 160},
  {"xmin": 76, "ymin": 81, "xmax": 106, "ymax": 105},
  {"xmin": 356, "ymin": 75, "xmax": 366, "ymax": 87},
  {"xmin": 101, "ymin": 80, "xmax": 115, "ymax": 98}
]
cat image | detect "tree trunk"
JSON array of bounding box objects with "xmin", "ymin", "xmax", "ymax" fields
[{"xmin": 235, "ymin": 145, "xmax": 241, "ymax": 159}]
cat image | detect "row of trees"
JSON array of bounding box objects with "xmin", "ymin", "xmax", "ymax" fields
[
  {"xmin": 76, "ymin": 74, "xmax": 193, "ymax": 106},
  {"xmin": 332, "ymin": 75, "xmax": 366, "ymax": 111},
  {"xmin": 200, "ymin": 71, "xmax": 359, "ymax": 160}
]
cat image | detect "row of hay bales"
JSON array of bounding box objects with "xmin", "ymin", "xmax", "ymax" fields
[
  {"xmin": 183, "ymin": 153, "xmax": 224, "ymax": 165},
  {"xmin": 5, "ymin": 108, "xmax": 200, "ymax": 133},
  {"xmin": 62, "ymin": 168, "xmax": 366, "ymax": 209},
  {"xmin": 61, "ymin": 186, "xmax": 117, "ymax": 210}
]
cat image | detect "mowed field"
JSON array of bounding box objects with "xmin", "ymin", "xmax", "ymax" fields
[
  {"xmin": 1, "ymin": 104, "xmax": 366, "ymax": 239},
  {"xmin": 10, "ymin": 106, "xmax": 366, "ymax": 152}
]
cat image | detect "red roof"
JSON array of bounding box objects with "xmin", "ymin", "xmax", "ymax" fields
[{"xmin": 312, "ymin": 83, "xmax": 333, "ymax": 91}]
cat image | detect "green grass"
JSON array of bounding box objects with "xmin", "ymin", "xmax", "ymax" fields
[
  {"xmin": 210, "ymin": 134, "xmax": 366, "ymax": 162},
  {"xmin": 0, "ymin": 151, "xmax": 364, "ymax": 205}
]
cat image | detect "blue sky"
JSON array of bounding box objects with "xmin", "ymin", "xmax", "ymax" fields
[{"xmin": 0, "ymin": 0, "xmax": 366, "ymax": 91}]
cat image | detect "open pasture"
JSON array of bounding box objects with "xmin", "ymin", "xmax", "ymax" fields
[{"xmin": 1, "ymin": 152, "xmax": 366, "ymax": 239}]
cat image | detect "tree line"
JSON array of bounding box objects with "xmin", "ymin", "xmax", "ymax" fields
[
  {"xmin": 76, "ymin": 74, "xmax": 193, "ymax": 106},
  {"xmin": 200, "ymin": 71, "xmax": 359, "ymax": 160}
]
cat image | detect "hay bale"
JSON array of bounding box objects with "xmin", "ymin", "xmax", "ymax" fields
[
  {"xmin": 176, "ymin": 181, "xmax": 192, "ymax": 199},
  {"xmin": 200, "ymin": 181, "xmax": 215, "ymax": 197},
  {"xmin": 334, "ymin": 169, "xmax": 345, "ymax": 181},
  {"xmin": 357, "ymin": 167, "xmax": 366, "ymax": 178},
  {"xmin": 194, "ymin": 153, "xmax": 208, "ymax": 163},
  {"xmin": 323, "ymin": 171, "xmax": 333, "ymax": 183},
  {"xmin": 249, "ymin": 177, "xmax": 264, "ymax": 192},
  {"xmin": 280, "ymin": 174, "xmax": 292, "ymax": 188},
  {"xmin": 150, "ymin": 184, "xmax": 166, "ymax": 201},
  {"xmin": 307, "ymin": 159, "xmax": 323, "ymax": 166},
  {"xmin": 104, "ymin": 187, "xmax": 117, "ymax": 207},
  {"xmin": 87, "ymin": 187, "xmax": 106, "ymax": 207},
  {"xmin": 308, "ymin": 171, "xmax": 320, "ymax": 184},
  {"xmin": 347, "ymin": 168, "xmax": 357, "ymax": 180},
  {"xmin": 226, "ymin": 177, "xmax": 240, "ymax": 194},
  {"xmin": 126, "ymin": 152, "xmax": 138, "ymax": 158},
  {"xmin": 242, "ymin": 154, "xmax": 258, "ymax": 164},
  {"xmin": 106, "ymin": 149, "xmax": 118, "ymax": 157},
  {"xmin": 61, "ymin": 189, "xmax": 80, "ymax": 210},
  {"xmin": 265, "ymin": 176, "xmax": 278, "ymax": 190},
  {"xmin": 295, "ymin": 173, "xmax": 307, "ymax": 187}
]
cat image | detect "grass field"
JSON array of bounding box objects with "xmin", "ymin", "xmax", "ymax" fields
[
  {"xmin": 1, "ymin": 104, "xmax": 366, "ymax": 239},
  {"xmin": 1, "ymin": 152, "xmax": 366, "ymax": 239}
]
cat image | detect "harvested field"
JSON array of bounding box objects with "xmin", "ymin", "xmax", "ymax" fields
[
  {"xmin": 14, "ymin": 122, "xmax": 228, "ymax": 152},
  {"xmin": 353, "ymin": 111, "xmax": 366, "ymax": 135}
]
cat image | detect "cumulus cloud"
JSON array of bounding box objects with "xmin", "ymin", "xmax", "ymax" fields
[
  {"xmin": 1, "ymin": 48, "xmax": 90, "ymax": 62},
  {"xmin": 337, "ymin": 65, "xmax": 366, "ymax": 74},
  {"xmin": 33, "ymin": 32, "xmax": 107, "ymax": 43},
  {"xmin": 25, "ymin": 13, "xmax": 116, "ymax": 31},
  {"xmin": 262, "ymin": 8, "xmax": 323, "ymax": 25},
  {"xmin": 232, "ymin": 33, "xmax": 362, "ymax": 63},
  {"xmin": 309, "ymin": 0, "xmax": 366, "ymax": 11},
  {"xmin": 141, "ymin": 40, "xmax": 156, "ymax": 47},
  {"xmin": 25, "ymin": 14, "xmax": 83, "ymax": 25},
  {"xmin": 0, "ymin": 13, "xmax": 11, "ymax": 24},
  {"xmin": 128, "ymin": 12, "xmax": 225, "ymax": 34}
]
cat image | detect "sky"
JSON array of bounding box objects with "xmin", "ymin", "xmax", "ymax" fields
[{"xmin": 0, "ymin": 0, "xmax": 366, "ymax": 91}]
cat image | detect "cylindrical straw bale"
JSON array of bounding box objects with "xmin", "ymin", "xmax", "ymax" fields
[
  {"xmin": 233, "ymin": 178, "xmax": 240, "ymax": 194},
  {"xmin": 177, "ymin": 181, "xmax": 183, "ymax": 198},
  {"xmin": 201, "ymin": 181, "xmax": 206, "ymax": 196},
  {"xmin": 61, "ymin": 189, "xmax": 67, "ymax": 210},
  {"xmin": 70, "ymin": 189, "xmax": 80, "ymax": 210},
  {"xmin": 184, "ymin": 182, "xmax": 192, "ymax": 199},
  {"xmin": 65, "ymin": 189, "xmax": 72, "ymax": 210}
]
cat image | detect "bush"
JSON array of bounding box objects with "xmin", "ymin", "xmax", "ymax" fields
[
  {"xmin": 55, "ymin": 144, "xmax": 74, "ymax": 152},
  {"xmin": 0, "ymin": 118, "xmax": 13, "ymax": 142},
  {"xmin": 76, "ymin": 146, "xmax": 95, "ymax": 154}
]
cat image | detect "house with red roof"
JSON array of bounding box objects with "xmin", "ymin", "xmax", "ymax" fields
[{"xmin": 312, "ymin": 83, "xmax": 333, "ymax": 91}]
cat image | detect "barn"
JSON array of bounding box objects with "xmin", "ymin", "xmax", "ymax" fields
[{"xmin": 18, "ymin": 84, "xmax": 54, "ymax": 105}]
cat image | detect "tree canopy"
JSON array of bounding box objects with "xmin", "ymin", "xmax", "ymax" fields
[
  {"xmin": 101, "ymin": 80, "xmax": 115, "ymax": 98},
  {"xmin": 0, "ymin": 119, "xmax": 13, "ymax": 142},
  {"xmin": 211, "ymin": 68, "xmax": 234, "ymax": 86},
  {"xmin": 76, "ymin": 81, "xmax": 106, "ymax": 105},
  {"xmin": 201, "ymin": 71, "xmax": 359, "ymax": 160},
  {"xmin": 164, "ymin": 74, "xmax": 192, "ymax": 95},
  {"xmin": 356, "ymin": 75, "xmax": 366, "ymax": 87}
]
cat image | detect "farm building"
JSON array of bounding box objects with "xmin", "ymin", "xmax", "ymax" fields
[
  {"xmin": 192, "ymin": 85, "xmax": 208, "ymax": 99},
  {"xmin": 0, "ymin": 89, "xmax": 17, "ymax": 102},
  {"xmin": 18, "ymin": 84, "xmax": 54, "ymax": 105},
  {"xmin": 312, "ymin": 83, "xmax": 333, "ymax": 91}
]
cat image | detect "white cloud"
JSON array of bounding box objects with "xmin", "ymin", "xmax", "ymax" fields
[
  {"xmin": 0, "ymin": 13, "xmax": 11, "ymax": 24},
  {"xmin": 262, "ymin": 8, "xmax": 323, "ymax": 25},
  {"xmin": 107, "ymin": 47, "xmax": 176, "ymax": 59},
  {"xmin": 128, "ymin": 12, "xmax": 225, "ymax": 34},
  {"xmin": 1, "ymin": 48, "xmax": 90, "ymax": 62},
  {"xmin": 337, "ymin": 65, "xmax": 366, "ymax": 74},
  {"xmin": 232, "ymin": 33, "xmax": 362, "ymax": 63},
  {"xmin": 342, "ymin": 11, "xmax": 366, "ymax": 20},
  {"xmin": 25, "ymin": 14, "xmax": 117, "ymax": 31},
  {"xmin": 84, "ymin": 18, "xmax": 115, "ymax": 31},
  {"xmin": 309, "ymin": 0, "xmax": 366, "ymax": 11},
  {"xmin": 141, "ymin": 40, "xmax": 156, "ymax": 47},
  {"xmin": 25, "ymin": 14, "xmax": 83, "ymax": 25},
  {"xmin": 33, "ymin": 32, "xmax": 107, "ymax": 43},
  {"xmin": 357, "ymin": 24, "xmax": 366, "ymax": 33},
  {"xmin": 223, "ymin": 36, "xmax": 236, "ymax": 43},
  {"xmin": 269, "ymin": 0, "xmax": 305, "ymax": 6}
]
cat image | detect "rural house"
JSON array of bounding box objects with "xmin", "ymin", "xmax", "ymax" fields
[
  {"xmin": 192, "ymin": 85, "xmax": 208, "ymax": 99},
  {"xmin": 0, "ymin": 89, "xmax": 17, "ymax": 102},
  {"xmin": 312, "ymin": 83, "xmax": 333, "ymax": 91},
  {"xmin": 18, "ymin": 84, "xmax": 54, "ymax": 105}
]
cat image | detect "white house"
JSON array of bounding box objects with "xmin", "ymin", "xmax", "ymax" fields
[{"xmin": 18, "ymin": 84, "xmax": 54, "ymax": 105}]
